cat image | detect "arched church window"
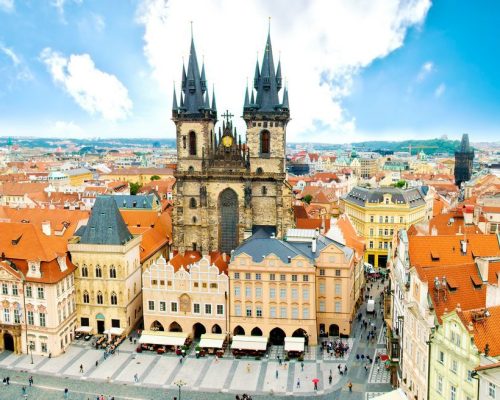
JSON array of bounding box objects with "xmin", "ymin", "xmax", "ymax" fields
[
  {"xmin": 192, "ymin": 216, "xmax": 197, "ymax": 223},
  {"xmin": 182, "ymin": 136, "xmax": 186, "ymax": 149},
  {"xmin": 189, "ymin": 198, "xmax": 197, "ymax": 209},
  {"xmin": 95, "ymin": 265, "xmax": 102, "ymax": 278},
  {"xmin": 83, "ymin": 291, "xmax": 89, "ymax": 304},
  {"xmin": 109, "ymin": 265, "xmax": 116, "ymax": 279},
  {"xmin": 189, "ymin": 131, "xmax": 197, "ymax": 156},
  {"xmin": 97, "ymin": 291, "xmax": 103, "ymax": 304},
  {"xmin": 260, "ymin": 130, "xmax": 270, "ymax": 155},
  {"xmin": 188, "ymin": 166, "xmax": 194, "ymax": 173},
  {"xmin": 110, "ymin": 292, "xmax": 118, "ymax": 305},
  {"xmin": 262, "ymin": 186, "xmax": 267, "ymax": 196},
  {"xmin": 256, "ymin": 167, "xmax": 263, "ymax": 175},
  {"xmin": 81, "ymin": 264, "xmax": 88, "ymax": 277}
]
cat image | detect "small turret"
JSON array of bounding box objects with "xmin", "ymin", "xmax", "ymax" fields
[
  {"xmin": 211, "ymin": 86, "xmax": 217, "ymax": 112},
  {"xmin": 276, "ymin": 59, "xmax": 282, "ymax": 91},
  {"xmin": 172, "ymin": 86, "xmax": 179, "ymax": 112},
  {"xmin": 244, "ymin": 86, "xmax": 250, "ymax": 108},
  {"xmin": 282, "ymin": 85, "xmax": 289, "ymax": 110}
]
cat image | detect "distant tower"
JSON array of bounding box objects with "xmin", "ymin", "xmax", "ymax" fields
[{"xmin": 454, "ymin": 133, "xmax": 474, "ymax": 186}]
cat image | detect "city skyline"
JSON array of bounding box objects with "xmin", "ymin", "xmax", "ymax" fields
[{"xmin": 1, "ymin": 1, "xmax": 500, "ymax": 143}]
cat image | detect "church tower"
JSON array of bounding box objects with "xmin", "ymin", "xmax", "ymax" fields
[
  {"xmin": 454, "ymin": 133, "xmax": 474, "ymax": 187},
  {"xmin": 172, "ymin": 28, "xmax": 293, "ymax": 256}
]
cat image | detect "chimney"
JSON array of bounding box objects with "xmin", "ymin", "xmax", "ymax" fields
[
  {"xmin": 431, "ymin": 226, "xmax": 438, "ymax": 236},
  {"xmin": 460, "ymin": 240, "xmax": 467, "ymax": 255},
  {"xmin": 41, "ymin": 221, "xmax": 51, "ymax": 236},
  {"xmin": 311, "ymin": 237, "xmax": 317, "ymax": 253},
  {"xmin": 287, "ymin": 256, "xmax": 291, "ymax": 264},
  {"xmin": 455, "ymin": 303, "xmax": 461, "ymax": 312}
]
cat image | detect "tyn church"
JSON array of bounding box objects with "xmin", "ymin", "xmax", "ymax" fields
[{"xmin": 172, "ymin": 30, "xmax": 293, "ymax": 255}]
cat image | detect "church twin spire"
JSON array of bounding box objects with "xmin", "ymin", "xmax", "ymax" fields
[{"xmin": 172, "ymin": 29, "xmax": 216, "ymax": 119}]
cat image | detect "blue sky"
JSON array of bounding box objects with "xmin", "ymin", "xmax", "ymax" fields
[{"xmin": 0, "ymin": 0, "xmax": 498, "ymax": 143}]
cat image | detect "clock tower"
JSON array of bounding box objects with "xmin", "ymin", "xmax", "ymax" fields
[{"xmin": 172, "ymin": 30, "xmax": 293, "ymax": 256}]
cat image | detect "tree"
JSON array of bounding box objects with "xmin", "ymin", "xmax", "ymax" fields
[
  {"xmin": 150, "ymin": 175, "xmax": 161, "ymax": 181},
  {"xmin": 303, "ymin": 194, "xmax": 313, "ymax": 204},
  {"xmin": 130, "ymin": 182, "xmax": 142, "ymax": 195},
  {"xmin": 394, "ymin": 180, "xmax": 406, "ymax": 188}
]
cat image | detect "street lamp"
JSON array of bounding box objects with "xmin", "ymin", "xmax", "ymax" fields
[{"xmin": 174, "ymin": 379, "xmax": 187, "ymax": 400}]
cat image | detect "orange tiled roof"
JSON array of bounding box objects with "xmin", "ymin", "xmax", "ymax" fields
[
  {"xmin": 293, "ymin": 204, "xmax": 309, "ymax": 219},
  {"xmin": 169, "ymin": 251, "xmax": 202, "ymax": 271},
  {"xmin": 416, "ymin": 263, "xmax": 486, "ymax": 323},
  {"xmin": 427, "ymin": 212, "xmax": 482, "ymax": 235},
  {"xmin": 0, "ymin": 182, "xmax": 48, "ymax": 196},
  {"xmin": 458, "ymin": 305, "xmax": 500, "ymax": 357},
  {"xmin": 335, "ymin": 214, "xmax": 365, "ymax": 256},
  {"xmin": 409, "ymin": 234, "xmax": 500, "ymax": 267}
]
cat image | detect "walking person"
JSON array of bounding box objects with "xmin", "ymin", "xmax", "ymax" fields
[
  {"xmin": 296, "ymin": 378, "xmax": 300, "ymax": 388},
  {"xmin": 300, "ymin": 361, "xmax": 304, "ymax": 371},
  {"xmin": 29, "ymin": 376, "xmax": 33, "ymax": 386},
  {"xmin": 134, "ymin": 373, "xmax": 139, "ymax": 383},
  {"xmin": 348, "ymin": 381, "xmax": 353, "ymax": 392},
  {"xmin": 328, "ymin": 374, "xmax": 332, "ymax": 385},
  {"xmin": 79, "ymin": 364, "xmax": 84, "ymax": 373},
  {"xmin": 64, "ymin": 388, "xmax": 69, "ymax": 399},
  {"xmin": 276, "ymin": 369, "xmax": 278, "ymax": 379}
]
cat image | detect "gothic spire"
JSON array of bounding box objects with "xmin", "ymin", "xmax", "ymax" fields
[
  {"xmin": 250, "ymin": 89, "xmax": 255, "ymax": 105},
  {"xmin": 253, "ymin": 59, "xmax": 260, "ymax": 90},
  {"xmin": 460, "ymin": 133, "xmax": 471, "ymax": 152},
  {"xmin": 181, "ymin": 63, "xmax": 187, "ymax": 90},
  {"xmin": 282, "ymin": 84, "xmax": 289, "ymax": 110},
  {"xmin": 276, "ymin": 58, "xmax": 282, "ymax": 91},
  {"xmin": 172, "ymin": 85, "xmax": 179, "ymax": 112},
  {"xmin": 203, "ymin": 91, "xmax": 210, "ymax": 109},
  {"xmin": 211, "ymin": 85, "xmax": 217, "ymax": 112},
  {"xmin": 244, "ymin": 85, "xmax": 250, "ymax": 108},
  {"xmin": 200, "ymin": 61, "xmax": 207, "ymax": 93}
]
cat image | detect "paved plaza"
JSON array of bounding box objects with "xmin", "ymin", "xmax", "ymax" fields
[{"xmin": 0, "ymin": 282, "xmax": 392, "ymax": 400}]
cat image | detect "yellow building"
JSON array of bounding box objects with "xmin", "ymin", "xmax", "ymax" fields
[
  {"xmin": 100, "ymin": 168, "xmax": 174, "ymax": 185},
  {"xmin": 229, "ymin": 229, "xmax": 361, "ymax": 345},
  {"xmin": 69, "ymin": 197, "xmax": 143, "ymax": 335},
  {"xmin": 65, "ymin": 168, "xmax": 93, "ymax": 186},
  {"xmin": 341, "ymin": 186, "xmax": 430, "ymax": 268}
]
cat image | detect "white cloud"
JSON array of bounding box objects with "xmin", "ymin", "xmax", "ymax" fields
[
  {"xmin": 0, "ymin": 0, "xmax": 14, "ymax": 13},
  {"xmin": 91, "ymin": 13, "xmax": 105, "ymax": 32},
  {"xmin": 0, "ymin": 43, "xmax": 33, "ymax": 81},
  {"xmin": 417, "ymin": 61, "xmax": 434, "ymax": 82},
  {"xmin": 40, "ymin": 47, "xmax": 133, "ymax": 121},
  {"xmin": 51, "ymin": 0, "xmax": 82, "ymax": 23},
  {"xmin": 53, "ymin": 120, "xmax": 84, "ymax": 136},
  {"xmin": 434, "ymin": 83, "xmax": 446, "ymax": 98},
  {"xmin": 135, "ymin": 0, "xmax": 431, "ymax": 142}
]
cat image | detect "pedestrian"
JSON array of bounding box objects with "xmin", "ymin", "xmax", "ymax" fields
[
  {"xmin": 338, "ymin": 364, "xmax": 341, "ymax": 371},
  {"xmin": 296, "ymin": 378, "xmax": 300, "ymax": 388},
  {"xmin": 22, "ymin": 386, "xmax": 26, "ymax": 395},
  {"xmin": 278, "ymin": 356, "xmax": 282, "ymax": 366},
  {"xmin": 300, "ymin": 361, "xmax": 304, "ymax": 371},
  {"xmin": 276, "ymin": 370, "xmax": 278, "ymax": 379},
  {"xmin": 64, "ymin": 387, "xmax": 69, "ymax": 399},
  {"xmin": 95, "ymin": 360, "xmax": 99, "ymax": 367},
  {"xmin": 344, "ymin": 365, "xmax": 348, "ymax": 374},
  {"xmin": 80, "ymin": 364, "xmax": 84, "ymax": 373},
  {"xmin": 6, "ymin": 376, "xmax": 10, "ymax": 385},
  {"xmin": 364, "ymin": 364, "xmax": 368, "ymax": 373},
  {"xmin": 348, "ymin": 381, "xmax": 353, "ymax": 392},
  {"xmin": 314, "ymin": 380, "xmax": 318, "ymax": 390},
  {"xmin": 329, "ymin": 374, "xmax": 332, "ymax": 385},
  {"xmin": 134, "ymin": 373, "xmax": 139, "ymax": 382},
  {"xmin": 246, "ymin": 364, "xmax": 251, "ymax": 373},
  {"xmin": 29, "ymin": 376, "xmax": 33, "ymax": 386}
]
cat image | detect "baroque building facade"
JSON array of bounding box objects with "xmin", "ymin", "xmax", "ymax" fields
[{"xmin": 171, "ymin": 31, "xmax": 293, "ymax": 255}]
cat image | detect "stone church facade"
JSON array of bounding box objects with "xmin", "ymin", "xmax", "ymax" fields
[{"xmin": 172, "ymin": 31, "xmax": 293, "ymax": 255}]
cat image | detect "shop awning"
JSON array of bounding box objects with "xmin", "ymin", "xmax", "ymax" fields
[
  {"xmin": 75, "ymin": 326, "xmax": 93, "ymax": 334},
  {"xmin": 139, "ymin": 330, "xmax": 188, "ymax": 346},
  {"xmin": 199, "ymin": 333, "xmax": 226, "ymax": 349},
  {"xmin": 284, "ymin": 337, "xmax": 305, "ymax": 352},
  {"xmin": 231, "ymin": 335, "xmax": 268, "ymax": 351},
  {"xmin": 372, "ymin": 389, "xmax": 408, "ymax": 400},
  {"xmin": 103, "ymin": 328, "xmax": 124, "ymax": 336}
]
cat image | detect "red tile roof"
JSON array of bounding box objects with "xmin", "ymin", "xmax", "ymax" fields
[{"xmin": 458, "ymin": 305, "xmax": 500, "ymax": 357}]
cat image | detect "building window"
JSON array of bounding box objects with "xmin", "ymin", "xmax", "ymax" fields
[
  {"xmin": 14, "ymin": 309, "xmax": 20, "ymax": 324},
  {"xmin": 255, "ymin": 287, "xmax": 262, "ymax": 298},
  {"xmin": 302, "ymin": 275, "xmax": 309, "ymax": 282},
  {"xmin": 450, "ymin": 385, "xmax": 456, "ymax": 400},
  {"xmin": 291, "ymin": 288, "xmax": 298, "ymax": 299},
  {"xmin": 12, "ymin": 284, "xmax": 18, "ymax": 296},
  {"xmin": 110, "ymin": 292, "xmax": 117, "ymax": 305},
  {"xmin": 369, "ymin": 241, "xmax": 374, "ymax": 249},
  {"xmin": 255, "ymin": 273, "xmax": 262, "ymax": 280},
  {"xmin": 280, "ymin": 307, "xmax": 287, "ymax": 318},
  {"xmin": 171, "ymin": 302, "xmax": 178, "ymax": 312},
  {"xmin": 489, "ymin": 383, "xmax": 496, "ymax": 398},
  {"xmin": 205, "ymin": 304, "xmax": 212, "ymax": 314},
  {"xmin": 319, "ymin": 283, "xmax": 325, "ymax": 294},
  {"xmin": 189, "ymin": 131, "xmax": 197, "ymax": 156},
  {"xmin": 451, "ymin": 359, "xmax": 458, "ymax": 374},
  {"xmin": 291, "ymin": 274, "xmax": 298, "ymax": 282},
  {"xmin": 109, "ymin": 266, "xmax": 117, "ymax": 278},
  {"xmin": 81, "ymin": 265, "xmax": 88, "ymax": 277},
  {"xmin": 379, "ymin": 216, "xmax": 383, "ymax": 223},
  {"xmin": 234, "ymin": 272, "xmax": 240, "ymax": 279},
  {"xmin": 335, "ymin": 302, "xmax": 341, "ymax": 313},
  {"xmin": 217, "ymin": 304, "xmax": 224, "ymax": 315},
  {"xmin": 41, "ymin": 342, "xmax": 48, "ymax": 353},
  {"xmin": 319, "ymin": 301, "xmax": 325, "ymax": 312},
  {"xmin": 467, "ymin": 370, "xmax": 473, "ymax": 382},
  {"xmin": 261, "ymin": 186, "xmax": 267, "ymax": 196},
  {"xmin": 246, "ymin": 306, "xmax": 252, "ymax": 317},
  {"xmin": 437, "ymin": 374, "xmax": 443, "ymax": 394},
  {"xmin": 303, "ymin": 288, "xmax": 309, "ymax": 300},
  {"xmin": 270, "ymin": 306, "xmax": 276, "ymax": 318},
  {"xmin": 82, "ymin": 291, "xmax": 89, "ymax": 303},
  {"xmin": 234, "ymin": 286, "xmax": 240, "ymax": 296},
  {"xmin": 335, "ymin": 283, "xmax": 341, "ymax": 295},
  {"xmin": 1, "ymin": 283, "xmax": 7, "ymax": 295},
  {"xmin": 292, "ymin": 307, "xmax": 298, "ymax": 319},
  {"xmin": 38, "ymin": 287, "xmax": 44, "ymax": 299},
  {"xmin": 370, "ymin": 216, "xmax": 374, "ymax": 222},
  {"xmin": 270, "ymin": 288, "xmax": 276, "ymax": 299},
  {"xmin": 400, "ymin": 217, "xmax": 404, "ymax": 223},
  {"xmin": 95, "ymin": 265, "xmax": 102, "ymax": 278},
  {"xmin": 256, "ymin": 307, "xmax": 263, "ymax": 317},
  {"xmin": 280, "ymin": 288, "xmax": 287, "ymax": 299},
  {"xmin": 39, "ymin": 313, "xmax": 46, "ymax": 327},
  {"xmin": 370, "ymin": 228, "xmax": 374, "ymax": 236},
  {"xmin": 269, "ymin": 273, "xmax": 276, "ymax": 281},
  {"xmin": 160, "ymin": 301, "xmax": 166, "ymax": 312},
  {"xmin": 97, "ymin": 292, "xmax": 103, "ymax": 304},
  {"xmin": 335, "ymin": 269, "xmax": 341, "ymax": 276},
  {"xmin": 189, "ymin": 197, "xmax": 197, "ymax": 208},
  {"xmin": 148, "ymin": 301, "xmax": 155, "ymax": 311},
  {"xmin": 303, "ymin": 308, "xmax": 309, "ymax": 319},
  {"xmin": 260, "ymin": 130, "xmax": 270, "ymax": 154},
  {"xmin": 245, "ymin": 273, "xmax": 251, "ymax": 280},
  {"xmin": 235, "ymin": 304, "xmax": 241, "ymax": 316},
  {"xmin": 319, "ymin": 269, "xmax": 325, "ymax": 276},
  {"xmin": 26, "ymin": 286, "xmax": 32, "ymax": 298},
  {"xmin": 280, "ymin": 274, "xmax": 286, "ymax": 281},
  {"xmin": 3, "ymin": 308, "xmax": 10, "ymax": 323},
  {"xmin": 245, "ymin": 286, "xmax": 251, "ymax": 297},
  {"xmin": 27, "ymin": 311, "xmax": 34, "ymax": 325}
]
